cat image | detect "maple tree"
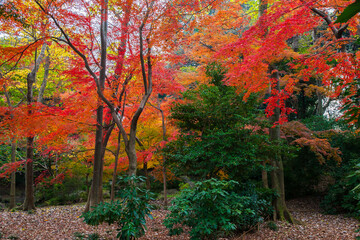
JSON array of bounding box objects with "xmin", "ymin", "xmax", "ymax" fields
[
  {"xmin": 0, "ymin": 3, "xmax": 52, "ymax": 208},
  {"xmin": 0, "ymin": 0, "xmax": 102, "ymax": 210},
  {"xmin": 17, "ymin": 0, "xmax": 221, "ymax": 211}
]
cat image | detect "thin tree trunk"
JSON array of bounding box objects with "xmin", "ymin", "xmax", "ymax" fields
[
  {"xmin": 23, "ymin": 42, "xmax": 47, "ymax": 211},
  {"xmin": 9, "ymin": 140, "xmax": 16, "ymax": 209},
  {"xmin": 84, "ymin": 182, "xmax": 92, "ymax": 213},
  {"xmin": 159, "ymin": 105, "xmax": 168, "ymax": 207},
  {"xmin": 144, "ymin": 162, "xmax": 150, "ymax": 189},
  {"xmin": 162, "ymin": 159, "xmax": 168, "ymax": 207},
  {"xmin": 111, "ymin": 132, "xmax": 121, "ymax": 202},
  {"xmin": 135, "ymin": 137, "xmax": 150, "ymax": 188},
  {"xmin": 99, "ymin": 122, "xmax": 115, "ymax": 202},
  {"xmin": 37, "ymin": 54, "xmax": 50, "ymax": 103},
  {"xmin": 316, "ymin": 87, "xmax": 324, "ymax": 116}
]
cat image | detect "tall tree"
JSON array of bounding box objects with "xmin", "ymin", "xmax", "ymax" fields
[
  {"xmin": 23, "ymin": 42, "xmax": 47, "ymax": 210},
  {"xmin": 31, "ymin": 0, "xmax": 220, "ymax": 210}
]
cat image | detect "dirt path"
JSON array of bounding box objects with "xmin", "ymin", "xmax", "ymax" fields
[{"xmin": 0, "ymin": 198, "xmax": 358, "ymax": 239}]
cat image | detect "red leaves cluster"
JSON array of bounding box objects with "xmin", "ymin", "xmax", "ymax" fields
[
  {"xmin": 137, "ymin": 148, "xmax": 155, "ymax": 164},
  {"xmin": 0, "ymin": 160, "xmax": 25, "ymax": 178},
  {"xmin": 264, "ymin": 89, "xmax": 297, "ymax": 125},
  {"xmin": 35, "ymin": 171, "xmax": 66, "ymax": 186}
]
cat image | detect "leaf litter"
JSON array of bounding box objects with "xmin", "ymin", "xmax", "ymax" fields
[{"xmin": 0, "ymin": 197, "xmax": 358, "ymax": 240}]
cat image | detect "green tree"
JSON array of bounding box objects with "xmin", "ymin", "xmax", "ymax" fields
[{"xmin": 164, "ymin": 63, "xmax": 268, "ymax": 182}]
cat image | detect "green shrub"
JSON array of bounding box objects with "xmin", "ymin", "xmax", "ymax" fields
[
  {"xmin": 26, "ymin": 209, "xmax": 35, "ymax": 214},
  {"xmin": 82, "ymin": 175, "xmax": 154, "ymax": 240},
  {"xmin": 319, "ymin": 131, "xmax": 360, "ymax": 216},
  {"xmin": 7, "ymin": 235, "xmax": 19, "ymax": 240},
  {"xmin": 284, "ymin": 148, "xmax": 325, "ymax": 198},
  {"xmin": 321, "ymin": 160, "xmax": 360, "ymax": 216},
  {"xmin": 73, "ymin": 232, "xmax": 85, "ymax": 240},
  {"xmin": 87, "ymin": 233, "xmax": 100, "ymax": 240},
  {"xmin": 266, "ymin": 221, "xmax": 278, "ymax": 231},
  {"xmin": 163, "ymin": 64, "xmax": 268, "ymax": 183},
  {"xmin": 164, "ymin": 179, "xmax": 271, "ymax": 240}
]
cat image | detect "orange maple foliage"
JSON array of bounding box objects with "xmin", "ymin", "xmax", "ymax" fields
[{"xmin": 281, "ymin": 121, "xmax": 341, "ymax": 164}]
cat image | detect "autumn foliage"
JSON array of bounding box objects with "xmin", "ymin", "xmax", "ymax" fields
[{"xmin": 0, "ymin": 0, "xmax": 360, "ymax": 234}]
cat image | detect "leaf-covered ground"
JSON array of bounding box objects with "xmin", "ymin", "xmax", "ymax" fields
[{"xmin": 0, "ymin": 197, "xmax": 359, "ymax": 239}]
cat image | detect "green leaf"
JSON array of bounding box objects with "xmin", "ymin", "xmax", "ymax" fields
[{"xmin": 335, "ymin": 0, "xmax": 360, "ymax": 23}]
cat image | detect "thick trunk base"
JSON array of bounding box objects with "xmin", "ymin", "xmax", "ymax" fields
[{"xmin": 273, "ymin": 198, "xmax": 296, "ymax": 224}]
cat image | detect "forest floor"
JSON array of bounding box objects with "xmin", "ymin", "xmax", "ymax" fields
[{"xmin": 0, "ymin": 197, "xmax": 359, "ymax": 240}]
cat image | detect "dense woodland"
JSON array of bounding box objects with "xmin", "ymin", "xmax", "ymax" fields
[{"xmin": 1, "ymin": 0, "xmax": 360, "ymax": 239}]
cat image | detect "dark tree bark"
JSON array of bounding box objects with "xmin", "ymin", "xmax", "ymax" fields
[
  {"xmin": 23, "ymin": 42, "xmax": 47, "ymax": 211},
  {"xmin": 99, "ymin": 122, "xmax": 115, "ymax": 202},
  {"xmin": 110, "ymin": 132, "xmax": 121, "ymax": 202},
  {"xmin": 135, "ymin": 137, "xmax": 151, "ymax": 190},
  {"xmin": 261, "ymin": 161, "xmax": 269, "ymax": 189},
  {"xmin": 269, "ymin": 66, "xmax": 295, "ymax": 223},
  {"xmin": 85, "ymin": 0, "xmax": 108, "ymax": 212}
]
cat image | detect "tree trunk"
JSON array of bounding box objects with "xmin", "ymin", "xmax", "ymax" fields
[
  {"xmin": 37, "ymin": 54, "xmax": 50, "ymax": 103},
  {"xmin": 162, "ymin": 160, "xmax": 168, "ymax": 207},
  {"xmin": 88, "ymin": 105, "xmax": 104, "ymax": 209},
  {"xmin": 23, "ymin": 43, "xmax": 47, "ymax": 211},
  {"xmin": 111, "ymin": 132, "xmax": 121, "ymax": 202},
  {"xmin": 84, "ymin": 182, "xmax": 92, "ymax": 213},
  {"xmin": 159, "ymin": 106, "xmax": 168, "ymax": 207},
  {"xmin": 316, "ymin": 87, "xmax": 324, "ymax": 116},
  {"xmin": 99, "ymin": 121, "xmax": 115, "ymax": 202},
  {"xmin": 9, "ymin": 140, "xmax": 16, "ymax": 209},
  {"xmin": 126, "ymin": 137, "xmax": 138, "ymax": 176},
  {"xmin": 261, "ymin": 161, "xmax": 268, "ymax": 189},
  {"xmin": 269, "ymin": 66, "xmax": 295, "ymax": 223},
  {"xmin": 143, "ymin": 162, "xmax": 150, "ymax": 189},
  {"xmin": 135, "ymin": 137, "xmax": 151, "ymax": 189},
  {"xmin": 23, "ymin": 137, "xmax": 35, "ymax": 211},
  {"xmin": 85, "ymin": 0, "xmax": 108, "ymax": 212},
  {"xmin": 120, "ymin": 4, "xmax": 154, "ymax": 177}
]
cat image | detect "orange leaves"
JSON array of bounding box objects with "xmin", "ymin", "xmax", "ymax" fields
[
  {"xmin": 281, "ymin": 121, "xmax": 313, "ymax": 139},
  {"xmin": 281, "ymin": 121, "xmax": 342, "ymax": 164},
  {"xmin": 293, "ymin": 138, "xmax": 341, "ymax": 164}
]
